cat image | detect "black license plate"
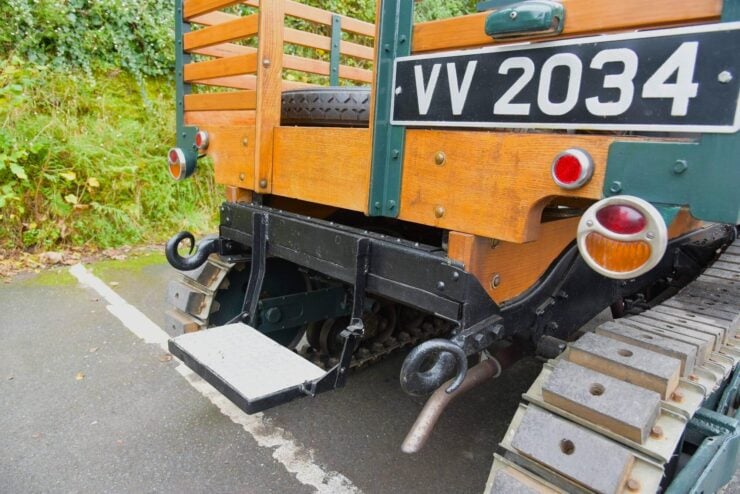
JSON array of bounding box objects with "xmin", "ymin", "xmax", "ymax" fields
[{"xmin": 391, "ymin": 23, "xmax": 740, "ymax": 133}]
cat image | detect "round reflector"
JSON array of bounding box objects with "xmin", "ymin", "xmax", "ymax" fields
[
  {"xmin": 551, "ymin": 148, "xmax": 594, "ymax": 189},
  {"xmin": 194, "ymin": 131, "xmax": 209, "ymax": 150},
  {"xmin": 577, "ymin": 196, "xmax": 667, "ymax": 280}
]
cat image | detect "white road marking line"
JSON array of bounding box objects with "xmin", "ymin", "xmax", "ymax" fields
[{"xmin": 69, "ymin": 263, "xmax": 361, "ymax": 494}]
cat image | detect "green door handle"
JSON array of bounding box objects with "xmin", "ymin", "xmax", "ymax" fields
[{"xmin": 485, "ymin": 0, "xmax": 565, "ymax": 39}]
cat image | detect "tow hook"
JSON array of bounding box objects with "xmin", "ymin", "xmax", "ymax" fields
[{"xmin": 165, "ymin": 231, "xmax": 219, "ymax": 271}]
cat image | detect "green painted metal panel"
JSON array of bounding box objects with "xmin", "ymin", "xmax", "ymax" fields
[
  {"xmin": 175, "ymin": 0, "xmax": 198, "ymax": 176},
  {"xmin": 330, "ymin": 15, "xmax": 342, "ymax": 87},
  {"xmin": 368, "ymin": 0, "xmax": 414, "ymax": 217},
  {"xmin": 605, "ymin": 134, "xmax": 740, "ymax": 225}
]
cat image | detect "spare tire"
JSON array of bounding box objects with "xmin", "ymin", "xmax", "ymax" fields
[{"xmin": 281, "ymin": 87, "xmax": 370, "ymax": 127}]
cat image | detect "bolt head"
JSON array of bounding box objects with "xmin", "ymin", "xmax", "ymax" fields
[
  {"xmin": 434, "ymin": 205, "xmax": 445, "ymax": 218},
  {"xmin": 650, "ymin": 425, "xmax": 664, "ymax": 438},
  {"xmin": 262, "ymin": 58, "xmax": 271, "ymax": 68},
  {"xmin": 259, "ymin": 179, "xmax": 268, "ymax": 188},
  {"xmin": 434, "ymin": 151, "xmax": 446, "ymax": 166},
  {"xmin": 490, "ymin": 274, "xmax": 501, "ymax": 289},
  {"xmin": 242, "ymin": 137, "xmax": 249, "ymax": 147},
  {"xmin": 509, "ymin": 11, "xmax": 518, "ymax": 19},
  {"xmin": 718, "ymin": 70, "xmax": 733, "ymax": 83},
  {"xmin": 395, "ymin": 86, "xmax": 403, "ymax": 95},
  {"xmin": 436, "ymin": 281, "xmax": 445, "ymax": 291},
  {"xmin": 239, "ymin": 173, "xmax": 245, "ymax": 181},
  {"xmin": 673, "ymin": 159, "xmax": 689, "ymax": 174},
  {"xmin": 609, "ymin": 181, "xmax": 623, "ymax": 194}
]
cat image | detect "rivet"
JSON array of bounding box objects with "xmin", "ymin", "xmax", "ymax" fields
[
  {"xmin": 673, "ymin": 159, "xmax": 689, "ymax": 174},
  {"xmin": 259, "ymin": 179, "xmax": 268, "ymax": 188},
  {"xmin": 436, "ymin": 281, "xmax": 445, "ymax": 291},
  {"xmin": 491, "ymin": 274, "xmax": 501, "ymax": 289},
  {"xmin": 395, "ymin": 86, "xmax": 403, "ymax": 95},
  {"xmin": 399, "ymin": 35, "xmax": 407, "ymax": 44},
  {"xmin": 586, "ymin": 220, "xmax": 594, "ymax": 227},
  {"xmin": 392, "ymin": 149, "xmax": 400, "ymax": 159},
  {"xmin": 650, "ymin": 426, "xmax": 664, "ymax": 439},
  {"xmin": 383, "ymin": 43, "xmax": 391, "ymax": 52},
  {"xmin": 434, "ymin": 151, "xmax": 446, "ymax": 166},
  {"xmin": 242, "ymin": 137, "xmax": 249, "ymax": 147},
  {"xmin": 374, "ymin": 202, "xmax": 381, "ymax": 210},
  {"xmin": 509, "ymin": 11, "xmax": 518, "ymax": 19},
  {"xmin": 239, "ymin": 173, "xmax": 245, "ymax": 181},
  {"xmin": 718, "ymin": 70, "xmax": 733, "ymax": 83},
  {"xmin": 434, "ymin": 205, "xmax": 445, "ymax": 218},
  {"xmin": 646, "ymin": 232, "xmax": 655, "ymax": 240},
  {"xmin": 262, "ymin": 58, "xmax": 271, "ymax": 68},
  {"xmin": 452, "ymin": 272, "xmax": 460, "ymax": 281},
  {"xmin": 609, "ymin": 181, "xmax": 622, "ymax": 193},
  {"xmin": 388, "ymin": 200, "xmax": 397, "ymax": 210},
  {"xmin": 626, "ymin": 479, "xmax": 640, "ymax": 492}
]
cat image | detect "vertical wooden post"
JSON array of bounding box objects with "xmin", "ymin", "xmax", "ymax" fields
[{"xmin": 254, "ymin": 0, "xmax": 285, "ymax": 194}]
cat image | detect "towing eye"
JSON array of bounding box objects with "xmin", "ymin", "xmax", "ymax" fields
[
  {"xmin": 400, "ymin": 339, "xmax": 468, "ymax": 396},
  {"xmin": 165, "ymin": 231, "xmax": 219, "ymax": 271}
]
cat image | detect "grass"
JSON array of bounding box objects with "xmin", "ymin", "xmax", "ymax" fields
[{"xmin": 0, "ymin": 58, "xmax": 221, "ymax": 251}]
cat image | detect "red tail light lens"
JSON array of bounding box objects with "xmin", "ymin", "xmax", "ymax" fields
[
  {"xmin": 551, "ymin": 149, "xmax": 594, "ymax": 189},
  {"xmin": 596, "ymin": 204, "xmax": 647, "ymax": 235},
  {"xmin": 194, "ymin": 131, "xmax": 209, "ymax": 150}
]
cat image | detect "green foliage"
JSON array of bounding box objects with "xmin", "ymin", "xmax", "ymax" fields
[
  {"xmin": 0, "ymin": 0, "xmax": 174, "ymax": 79},
  {"xmin": 0, "ymin": 58, "xmax": 219, "ymax": 250}
]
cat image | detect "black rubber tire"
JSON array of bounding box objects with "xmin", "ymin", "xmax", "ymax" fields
[{"xmin": 281, "ymin": 87, "xmax": 370, "ymax": 127}]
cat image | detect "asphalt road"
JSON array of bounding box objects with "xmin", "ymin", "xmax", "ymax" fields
[{"xmin": 0, "ymin": 253, "xmax": 736, "ymax": 493}]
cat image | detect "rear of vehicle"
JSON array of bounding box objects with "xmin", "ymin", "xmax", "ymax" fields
[{"xmin": 164, "ymin": 1, "xmax": 740, "ymax": 492}]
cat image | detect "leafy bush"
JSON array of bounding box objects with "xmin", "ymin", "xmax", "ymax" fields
[{"xmin": 0, "ymin": 58, "xmax": 219, "ymax": 249}]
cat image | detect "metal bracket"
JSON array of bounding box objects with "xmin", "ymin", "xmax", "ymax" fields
[
  {"xmin": 485, "ymin": 1, "xmax": 565, "ymax": 39},
  {"xmin": 174, "ymin": 0, "xmax": 198, "ymax": 176},
  {"xmin": 450, "ymin": 314, "xmax": 505, "ymax": 355},
  {"xmin": 368, "ymin": 0, "xmax": 414, "ymax": 217},
  {"xmin": 329, "ymin": 15, "xmax": 342, "ymax": 87},
  {"xmin": 230, "ymin": 212, "xmax": 268, "ymax": 326}
]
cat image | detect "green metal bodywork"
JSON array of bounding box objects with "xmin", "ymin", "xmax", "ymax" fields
[
  {"xmin": 368, "ymin": 0, "xmax": 414, "ymax": 217},
  {"xmin": 174, "ymin": 0, "xmax": 198, "ymax": 178},
  {"xmin": 484, "ymin": 1, "xmax": 565, "ymax": 39},
  {"xmin": 330, "ymin": 15, "xmax": 342, "ymax": 87}
]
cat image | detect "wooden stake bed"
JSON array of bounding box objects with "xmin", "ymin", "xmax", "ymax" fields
[{"xmin": 490, "ymin": 240, "xmax": 740, "ymax": 494}]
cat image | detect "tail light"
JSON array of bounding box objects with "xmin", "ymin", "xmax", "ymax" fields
[
  {"xmin": 167, "ymin": 148, "xmax": 187, "ymax": 181},
  {"xmin": 551, "ymin": 148, "xmax": 594, "ymax": 189},
  {"xmin": 194, "ymin": 131, "xmax": 209, "ymax": 150},
  {"xmin": 577, "ymin": 196, "xmax": 667, "ymax": 279}
]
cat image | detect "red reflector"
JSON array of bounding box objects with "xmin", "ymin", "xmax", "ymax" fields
[
  {"xmin": 596, "ymin": 204, "xmax": 647, "ymax": 234},
  {"xmin": 168, "ymin": 149, "xmax": 180, "ymax": 164},
  {"xmin": 553, "ymin": 154, "xmax": 582, "ymax": 184},
  {"xmin": 194, "ymin": 131, "xmax": 209, "ymax": 150}
]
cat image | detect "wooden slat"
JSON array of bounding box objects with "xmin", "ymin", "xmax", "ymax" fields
[
  {"xmin": 254, "ymin": 0, "xmax": 285, "ymax": 193},
  {"xmin": 184, "ymin": 91, "xmax": 257, "ymax": 111},
  {"xmin": 399, "ymin": 130, "xmax": 620, "ymax": 243},
  {"xmin": 190, "ymin": 42, "xmax": 254, "ymax": 58},
  {"xmin": 273, "ymin": 127, "xmax": 371, "ymax": 212},
  {"xmin": 283, "ymin": 54, "xmax": 373, "ymax": 83},
  {"xmin": 189, "ymin": 10, "xmax": 237, "ymax": 26},
  {"xmin": 184, "ymin": 0, "xmax": 241, "ymax": 19},
  {"xmin": 185, "ymin": 110, "xmax": 256, "ymax": 127},
  {"xmin": 193, "ymin": 74, "xmax": 317, "ymax": 90},
  {"xmin": 184, "ymin": 13, "xmax": 259, "ymax": 51},
  {"xmin": 284, "ymin": 28, "xmax": 375, "ymax": 61},
  {"xmin": 184, "ymin": 53, "xmax": 258, "ymax": 81},
  {"xmin": 412, "ymin": 0, "xmax": 722, "ymax": 53}
]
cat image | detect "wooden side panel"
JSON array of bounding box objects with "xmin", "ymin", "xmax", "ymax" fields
[
  {"xmin": 413, "ymin": 0, "xmax": 721, "ymax": 52},
  {"xmin": 185, "ymin": 110, "xmax": 256, "ymax": 127},
  {"xmin": 206, "ymin": 125, "xmax": 257, "ymax": 188},
  {"xmin": 184, "ymin": 91, "xmax": 257, "ymax": 111},
  {"xmin": 449, "ymin": 218, "xmax": 579, "ymax": 303},
  {"xmin": 398, "ymin": 130, "xmax": 619, "ymax": 243},
  {"xmin": 183, "ymin": 13, "xmax": 259, "ymax": 50},
  {"xmin": 183, "ymin": 53, "xmax": 258, "ymax": 81},
  {"xmin": 272, "ymin": 127, "xmax": 371, "ymax": 212},
  {"xmin": 254, "ymin": 1, "xmax": 285, "ymax": 193}
]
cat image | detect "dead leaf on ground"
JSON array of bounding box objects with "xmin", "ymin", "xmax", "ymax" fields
[
  {"xmin": 89, "ymin": 347, "xmax": 98, "ymax": 353},
  {"xmin": 159, "ymin": 354, "xmax": 173, "ymax": 362},
  {"xmin": 109, "ymin": 281, "xmax": 120, "ymax": 287},
  {"xmin": 75, "ymin": 372, "xmax": 85, "ymax": 381}
]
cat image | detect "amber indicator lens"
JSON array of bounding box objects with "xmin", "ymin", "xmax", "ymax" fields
[
  {"xmin": 595, "ymin": 205, "xmax": 647, "ymax": 234},
  {"xmin": 168, "ymin": 161, "xmax": 182, "ymax": 180},
  {"xmin": 584, "ymin": 233, "xmax": 651, "ymax": 273}
]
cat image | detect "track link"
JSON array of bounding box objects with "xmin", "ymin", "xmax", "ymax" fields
[{"xmin": 486, "ymin": 240, "xmax": 740, "ymax": 494}]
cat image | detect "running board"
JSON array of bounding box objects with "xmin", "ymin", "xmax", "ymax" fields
[{"xmin": 169, "ymin": 323, "xmax": 326, "ymax": 414}]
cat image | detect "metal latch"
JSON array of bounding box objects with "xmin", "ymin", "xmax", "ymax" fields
[{"xmin": 484, "ymin": 0, "xmax": 565, "ymax": 39}]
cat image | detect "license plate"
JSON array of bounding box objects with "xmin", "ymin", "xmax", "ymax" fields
[{"xmin": 391, "ymin": 23, "xmax": 740, "ymax": 133}]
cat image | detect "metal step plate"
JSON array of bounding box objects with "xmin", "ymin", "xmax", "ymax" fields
[{"xmin": 169, "ymin": 323, "xmax": 326, "ymax": 414}]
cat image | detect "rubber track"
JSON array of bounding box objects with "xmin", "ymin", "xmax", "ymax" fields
[{"xmin": 486, "ymin": 239, "xmax": 740, "ymax": 494}]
